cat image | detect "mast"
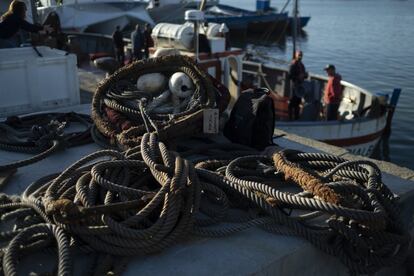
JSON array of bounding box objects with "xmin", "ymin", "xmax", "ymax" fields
[
  {"xmin": 292, "ymin": 0, "xmax": 298, "ymax": 58},
  {"xmin": 195, "ymin": 0, "xmax": 207, "ymax": 62},
  {"xmin": 185, "ymin": 8, "xmax": 205, "ymax": 63},
  {"xmin": 199, "ymin": 0, "xmax": 207, "ymax": 11}
]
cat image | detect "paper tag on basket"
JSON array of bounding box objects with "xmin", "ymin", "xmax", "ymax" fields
[{"xmin": 203, "ymin": 109, "xmax": 219, "ymax": 134}]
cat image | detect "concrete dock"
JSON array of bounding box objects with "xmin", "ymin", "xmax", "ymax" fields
[{"xmin": 78, "ymin": 67, "xmax": 106, "ymax": 104}]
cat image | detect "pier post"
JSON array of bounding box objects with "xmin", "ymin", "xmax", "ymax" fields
[{"xmin": 384, "ymin": 88, "xmax": 401, "ymax": 136}]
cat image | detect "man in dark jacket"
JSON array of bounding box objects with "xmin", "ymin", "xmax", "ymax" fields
[
  {"xmin": 288, "ymin": 50, "xmax": 308, "ymax": 120},
  {"xmin": 143, "ymin": 23, "xmax": 153, "ymax": 58},
  {"xmin": 131, "ymin": 24, "xmax": 143, "ymax": 61},
  {"xmin": 112, "ymin": 25, "xmax": 124, "ymax": 65}
]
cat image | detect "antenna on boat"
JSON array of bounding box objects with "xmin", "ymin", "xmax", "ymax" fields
[
  {"xmin": 198, "ymin": 0, "xmax": 208, "ymax": 62},
  {"xmin": 292, "ymin": 0, "xmax": 298, "ymax": 58},
  {"xmin": 185, "ymin": 10, "xmax": 204, "ymax": 63}
]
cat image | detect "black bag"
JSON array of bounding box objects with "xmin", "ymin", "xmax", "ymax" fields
[{"xmin": 224, "ymin": 88, "xmax": 275, "ymax": 150}]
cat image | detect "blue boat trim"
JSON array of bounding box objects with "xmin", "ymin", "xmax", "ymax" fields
[{"xmin": 204, "ymin": 4, "xmax": 310, "ymax": 31}]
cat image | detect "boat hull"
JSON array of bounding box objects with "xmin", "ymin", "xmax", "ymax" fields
[
  {"xmin": 246, "ymin": 16, "xmax": 310, "ymax": 33},
  {"xmin": 38, "ymin": 2, "xmax": 154, "ymax": 34},
  {"xmin": 276, "ymin": 114, "xmax": 387, "ymax": 157},
  {"xmin": 205, "ymin": 10, "xmax": 288, "ymax": 31},
  {"xmin": 288, "ymin": 16, "xmax": 311, "ymax": 30},
  {"xmin": 148, "ymin": 3, "xmax": 205, "ymax": 25},
  {"xmin": 203, "ymin": 4, "xmax": 309, "ymax": 32}
]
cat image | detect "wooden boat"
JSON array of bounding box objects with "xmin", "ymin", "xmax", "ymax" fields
[
  {"xmin": 178, "ymin": 49, "xmax": 399, "ymax": 157},
  {"xmin": 144, "ymin": 14, "xmax": 399, "ymax": 157},
  {"xmin": 242, "ymin": 61, "xmax": 400, "ymax": 156}
]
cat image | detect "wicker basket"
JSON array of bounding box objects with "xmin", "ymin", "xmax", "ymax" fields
[{"xmin": 92, "ymin": 55, "xmax": 217, "ymax": 149}]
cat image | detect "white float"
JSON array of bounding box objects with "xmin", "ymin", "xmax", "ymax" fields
[
  {"xmin": 136, "ymin": 73, "xmax": 167, "ymax": 94},
  {"xmin": 169, "ymin": 72, "xmax": 194, "ymax": 98}
]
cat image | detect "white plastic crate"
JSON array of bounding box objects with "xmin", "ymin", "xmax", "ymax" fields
[{"xmin": 0, "ymin": 46, "xmax": 80, "ymax": 118}]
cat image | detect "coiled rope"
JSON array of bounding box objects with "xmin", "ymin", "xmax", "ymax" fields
[
  {"xmin": 0, "ymin": 112, "xmax": 92, "ymax": 177},
  {"xmin": 0, "ymin": 133, "xmax": 409, "ymax": 275}
]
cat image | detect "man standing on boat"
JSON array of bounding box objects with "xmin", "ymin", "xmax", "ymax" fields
[
  {"xmin": 112, "ymin": 26, "xmax": 125, "ymax": 65},
  {"xmin": 131, "ymin": 24, "xmax": 143, "ymax": 61},
  {"xmin": 288, "ymin": 50, "xmax": 308, "ymax": 120},
  {"xmin": 323, "ymin": 64, "xmax": 342, "ymax": 121},
  {"xmin": 143, "ymin": 23, "xmax": 154, "ymax": 59}
]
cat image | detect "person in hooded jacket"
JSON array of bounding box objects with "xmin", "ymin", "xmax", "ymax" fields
[{"xmin": 0, "ymin": 0, "xmax": 53, "ymax": 48}]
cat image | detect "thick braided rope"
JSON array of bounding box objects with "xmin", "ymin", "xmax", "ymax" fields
[
  {"xmin": 0, "ymin": 140, "xmax": 61, "ymax": 172},
  {"xmin": 0, "ymin": 112, "xmax": 93, "ymax": 175},
  {"xmin": 2, "ymin": 223, "xmax": 71, "ymax": 276},
  {"xmin": 273, "ymin": 150, "xmax": 340, "ymax": 204}
]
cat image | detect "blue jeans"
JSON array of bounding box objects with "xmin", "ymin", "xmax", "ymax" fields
[{"xmin": 132, "ymin": 49, "xmax": 142, "ymax": 61}]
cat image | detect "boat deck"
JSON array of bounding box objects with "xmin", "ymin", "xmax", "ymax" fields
[{"xmin": 1, "ymin": 104, "xmax": 413, "ymax": 275}]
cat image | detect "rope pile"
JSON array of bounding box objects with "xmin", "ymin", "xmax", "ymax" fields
[
  {"xmin": 0, "ymin": 112, "xmax": 92, "ymax": 175},
  {"xmin": 92, "ymin": 55, "xmax": 218, "ymax": 150},
  {"xmin": 0, "ymin": 133, "xmax": 409, "ymax": 275}
]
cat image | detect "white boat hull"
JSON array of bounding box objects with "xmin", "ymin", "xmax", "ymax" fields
[
  {"xmin": 38, "ymin": 2, "xmax": 154, "ymax": 34},
  {"xmin": 147, "ymin": 0, "xmax": 218, "ymax": 24},
  {"xmin": 276, "ymin": 114, "xmax": 387, "ymax": 157}
]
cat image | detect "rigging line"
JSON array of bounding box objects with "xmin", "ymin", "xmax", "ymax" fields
[
  {"xmin": 295, "ymin": 0, "xmax": 303, "ymax": 49},
  {"xmin": 252, "ymin": 18, "xmax": 291, "ymax": 66},
  {"xmin": 257, "ymin": 0, "xmax": 292, "ymax": 46},
  {"xmin": 280, "ymin": 0, "xmax": 292, "ymax": 13},
  {"xmin": 256, "ymin": 15, "xmax": 290, "ymax": 47}
]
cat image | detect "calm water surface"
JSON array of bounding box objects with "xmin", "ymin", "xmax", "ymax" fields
[{"xmin": 222, "ymin": 0, "xmax": 414, "ymax": 169}]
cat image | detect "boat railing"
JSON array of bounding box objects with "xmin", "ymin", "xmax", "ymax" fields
[{"xmin": 244, "ymin": 60, "xmax": 374, "ymax": 98}]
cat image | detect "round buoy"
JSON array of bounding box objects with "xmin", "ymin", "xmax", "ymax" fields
[
  {"xmin": 168, "ymin": 72, "xmax": 194, "ymax": 98},
  {"xmin": 136, "ymin": 73, "xmax": 166, "ymax": 94}
]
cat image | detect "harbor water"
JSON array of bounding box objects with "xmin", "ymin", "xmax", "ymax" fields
[{"xmin": 223, "ymin": 0, "xmax": 414, "ymax": 169}]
